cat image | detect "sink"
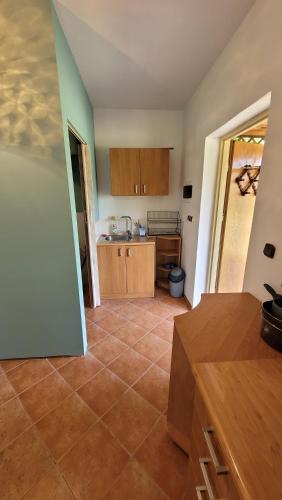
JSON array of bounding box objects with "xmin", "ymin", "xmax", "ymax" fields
[{"xmin": 105, "ymin": 234, "xmax": 132, "ymax": 242}]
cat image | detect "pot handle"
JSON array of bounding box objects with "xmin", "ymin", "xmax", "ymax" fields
[{"xmin": 264, "ymin": 283, "xmax": 281, "ymax": 300}]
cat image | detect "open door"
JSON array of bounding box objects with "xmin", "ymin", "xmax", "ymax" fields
[
  {"xmin": 69, "ymin": 128, "xmax": 100, "ymax": 309},
  {"xmin": 209, "ymin": 117, "xmax": 268, "ymax": 293},
  {"xmin": 80, "ymin": 143, "xmax": 100, "ymax": 307},
  {"xmin": 218, "ymin": 121, "xmax": 267, "ymax": 292}
]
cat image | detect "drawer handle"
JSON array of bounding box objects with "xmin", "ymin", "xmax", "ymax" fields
[
  {"xmin": 196, "ymin": 486, "xmax": 207, "ymax": 500},
  {"xmin": 199, "ymin": 459, "xmax": 216, "ymax": 500},
  {"xmin": 203, "ymin": 427, "xmax": 229, "ymax": 474}
]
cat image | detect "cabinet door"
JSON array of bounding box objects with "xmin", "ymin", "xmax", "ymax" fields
[
  {"xmin": 140, "ymin": 148, "xmax": 169, "ymax": 195},
  {"xmin": 110, "ymin": 148, "xmax": 140, "ymax": 196},
  {"xmin": 97, "ymin": 246, "xmax": 126, "ymax": 297},
  {"xmin": 125, "ymin": 245, "xmax": 155, "ymax": 297}
]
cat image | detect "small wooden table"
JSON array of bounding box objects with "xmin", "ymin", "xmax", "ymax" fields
[{"xmin": 167, "ymin": 292, "xmax": 281, "ymax": 454}]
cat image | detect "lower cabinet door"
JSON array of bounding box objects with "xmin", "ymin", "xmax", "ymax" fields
[
  {"xmin": 125, "ymin": 245, "xmax": 155, "ymax": 297},
  {"xmin": 97, "ymin": 246, "xmax": 126, "ymax": 297}
]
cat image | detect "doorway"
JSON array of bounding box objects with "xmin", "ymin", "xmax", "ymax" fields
[
  {"xmin": 68, "ymin": 128, "xmax": 94, "ymax": 307},
  {"xmin": 209, "ymin": 117, "xmax": 268, "ymax": 293}
]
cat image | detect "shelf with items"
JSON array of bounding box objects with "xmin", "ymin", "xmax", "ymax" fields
[{"xmin": 155, "ymin": 235, "xmax": 182, "ymax": 290}]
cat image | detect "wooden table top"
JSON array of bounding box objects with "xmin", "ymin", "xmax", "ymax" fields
[
  {"xmin": 174, "ymin": 292, "xmax": 281, "ymax": 363},
  {"xmin": 193, "ymin": 358, "xmax": 282, "ymax": 500}
]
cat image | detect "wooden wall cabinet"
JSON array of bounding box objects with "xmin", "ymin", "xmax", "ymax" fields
[
  {"xmin": 97, "ymin": 243, "xmax": 155, "ymax": 298},
  {"xmin": 110, "ymin": 148, "xmax": 170, "ymax": 196}
]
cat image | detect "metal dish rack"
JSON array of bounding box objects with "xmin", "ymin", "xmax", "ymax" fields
[{"xmin": 147, "ymin": 211, "xmax": 181, "ymax": 236}]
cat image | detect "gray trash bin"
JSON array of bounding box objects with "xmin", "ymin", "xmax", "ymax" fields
[{"xmin": 168, "ymin": 267, "xmax": 185, "ymax": 298}]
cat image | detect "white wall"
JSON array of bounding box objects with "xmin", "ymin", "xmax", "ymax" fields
[
  {"xmin": 94, "ymin": 109, "xmax": 183, "ymax": 234},
  {"xmin": 181, "ymin": 0, "xmax": 282, "ymax": 306}
]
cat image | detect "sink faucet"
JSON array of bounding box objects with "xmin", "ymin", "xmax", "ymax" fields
[{"xmin": 120, "ymin": 216, "xmax": 133, "ymax": 239}]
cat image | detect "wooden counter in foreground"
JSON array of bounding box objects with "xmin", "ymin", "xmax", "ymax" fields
[
  {"xmin": 167, "ymin": 293, "xmax": 281, "ymax": 454},
  {"xmin": 189, "ymin": 359, "xmax": 282, "ymax": 500}
]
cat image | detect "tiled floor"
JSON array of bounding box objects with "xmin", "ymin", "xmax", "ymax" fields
[{"xmin": 0, "ymin": 288, "xmax": 189, "ymax": 499}]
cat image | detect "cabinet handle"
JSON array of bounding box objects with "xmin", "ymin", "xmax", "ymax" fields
[
  {"xmin": 126, "ymin": 248, "xmax": 132, "ymax": 257},
  {"xmin": 118, "ymin": 248, "xmax": 123, "ymax": 257},
  {"xmin": 195, "ymin": 486, "xmax": 207, "ymax": 500},
  {"xmin": 134, "ymin": 184, "xmax": 138, "ymax": 194},
  {"xmin": 203, "ymin": 427, "xmax": 229, "ymax": 474},
  {"xmin": 142, "ymin": 184, "xmax": 146, "ymax": 194},
  {"xmin": 199, "ymin": 459, "xmax": 216, "ymax": 500}
]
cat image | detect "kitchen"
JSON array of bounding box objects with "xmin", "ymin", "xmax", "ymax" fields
[{"xmin": 1, "ymin": 0, "xmax": 282, "ymax": 498}]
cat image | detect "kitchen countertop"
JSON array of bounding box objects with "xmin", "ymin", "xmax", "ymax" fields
[
  {"xmin": 193, "ymin": 358, "xmax": 282, "ymax": 500},
  {"xmin": 174, "ymin": 292, "xmax": 280, "ymax": 362},
  {"xmin": 167, "ymin": 292, "xmax": 282, "ymax": 455},
  {"xmin": 97, "ymin": 235, "xmax": 155, "ymax": 246}
]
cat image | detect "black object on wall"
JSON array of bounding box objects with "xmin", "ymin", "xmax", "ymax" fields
[
  {"xmin": 263, "ymin": 243, "xmax": 276, "ymax": 259},
  {"xmin": 183, "ymin": 185, "xmax": 192, "ymax": 198}
]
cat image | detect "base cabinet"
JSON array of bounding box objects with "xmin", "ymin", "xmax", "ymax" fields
[
  {"xmin": 187, "ymin": 387, "xmax": 241, "ymax": 500},
  {"xmin": 97, "ymin": 243, "xmax": 155, "ymax": 299}
]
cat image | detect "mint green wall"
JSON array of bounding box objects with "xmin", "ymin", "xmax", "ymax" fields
[
  {"xmin": 51, "ymin": 5, "xmax": 99, "ymax": 354},
  {"xmin": 51, "ymin": 4, "xmax": 98, "ymax": 220},
  {"xmin": 0, "ymin": 0, "xmax": 85, "ymax": 358}
]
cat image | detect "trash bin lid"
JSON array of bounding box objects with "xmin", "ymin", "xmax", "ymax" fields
[{"xmin": 168, "ymin": 267, "xmax": 185, "ymax": 283}]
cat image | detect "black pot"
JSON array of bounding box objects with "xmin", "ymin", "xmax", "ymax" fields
[{"xmin": 261, "ymin": 301, "xmax": 282, "ymax": 352}]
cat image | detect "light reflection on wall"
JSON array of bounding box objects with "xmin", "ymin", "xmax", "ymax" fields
[{"xmin": 0, "ymin": 0, "xmax": 63, "ymax": 159}]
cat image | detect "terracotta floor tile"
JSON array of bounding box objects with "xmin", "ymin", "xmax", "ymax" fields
[
  {"xmin": 90, "ymin": 335, "xmax": 128, "ymax": 365},
  {"xmin": 22, "ymin": 468, "xmax": 74, "ymax": 500},
  {"xmin": 116, "ymin": 302, "xmax": 144, "ymax": 321},
  {"xmin": 133, "ymin": 333, "xmax": 170, "ymax": 362},
  {"xmin": 0, "ymin": 397, "xmax": 31, "ymax": 450},
  {"xmin": 166, "ymin": 311, "xmax": 186, "ymax": 323},
  {"xmin": 102, "ymin": 389, "xmax": 159, "ymax": 454},
  {"xmin": 133, "ymin": 310, "xmax": 161, "ymax": 330},
  {"xmin": 78, "ymin": 368, "xmax": 128, "ymax": 416},
  {"xmin": 96, "ymin": 312, "xmax": 126, "ymax": 334},
  {"xmin": 102, "ymin": 298, "xmax": 130, "ymax": 311},
  {"xmin": 151, "ymin": 320, "xmax": 174, "ymax": 343},
  {"xmin": 146, "ymin": 301, "xmax": 174, "ymax": 319},
  {"xmin": 59, "ymin": 421, "xmax": 129, "ymax": 500},
  {"xmin": 159, "ymin": 296, "xmax": 187, "ymax": 309},
  {"xmin": 112, "ymin": 321, "xmax": 147, "ymax": 346},
  {"xmin": 58, "ymin": 352, "xmax": 103, "ymax": 390},
  {"xmin": 104, "ymin": 459, "xmax": 167, "ymax": 500},
  {"xmin": 133, "ymin": 365, "xmax": 170, "ymax": 412},
  {"xmin": 108, "ymin": 349, "xmax": 151, "ymax": 386},
  {"xmin": 129, "ymin": 297, "xmax": 157, "ymax": 309},
  {"xmin": 20, "ymin": 371, "xmax": 72, "ymax": 422},
  {"xmin": 86, "ymin": 321, "xmax": 109, "ymax": 347},
  {"xmin": 48, "ymin": 356, "xmax": 76, "ymax": 370},
  {"xmin": 36, "ymin": 393, "xmax": 97, "ymax": 461},
  {"xmin": 0, "ymin": 427, "xmax": 52, "ymax": 500},
  {"xmin": 7, "ymin": 359, "xmax": 54, "ymax": 394},
  {"xmin": 0, "ymin": 373, "xmax": 16, "ymax": 406},
  {"xmin": 0, "ymin": 358, "xmax": 27, "ymax": 373},
  {"xmin": 156, "ymin": 347, "xmax": 172, "ymax": 373},
  {"xmin": 136, "ymin": 416, "xmax": 187, "ymax": 500},
  {"xmin": 86, "ymin": 306, "xmax": 110, "ymax": 322}
]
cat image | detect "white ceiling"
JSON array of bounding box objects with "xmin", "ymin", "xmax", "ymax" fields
[{"xmin": 54, "ymin": 0, "xmax": 255, "ymax": 109}]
